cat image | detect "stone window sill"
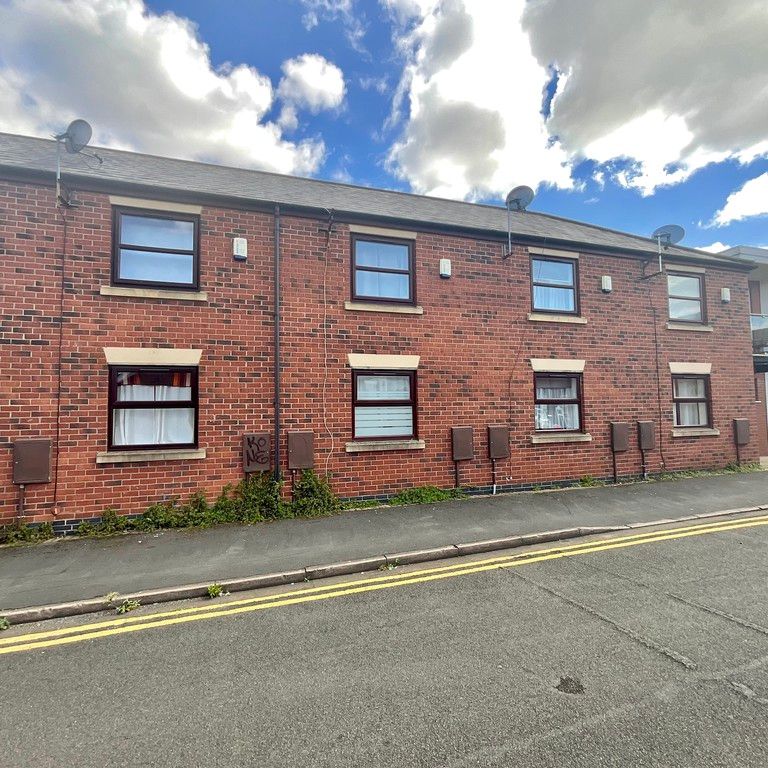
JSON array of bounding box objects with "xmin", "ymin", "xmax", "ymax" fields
[
  {"xmin": 530, "ymin": 432, "xmax": 592, "ymax": 445},
  {"xmin": 666, "ymin": 322, "xmax": 713, "ymax": 332},
  {"xmin": 344, "ymin": 300, "xmax": 424, "ymax": 315},
  {"xmin": 96, "ymin": 448, "xmax": 207, "ymax": 464},
  {"xmin": 528, "ymin": 313, "xmax": 587, "ymax": 325},
  {"xmin": 100, "ymin": 286, "xmax": 208, "ymax": 302},
  {"xmin": 671, "ymin": 428, "xmax": 720, "ymax": 438},
  {"xmin": 345, "ymin": 439, "xmax": 425, "ymax": 453}
]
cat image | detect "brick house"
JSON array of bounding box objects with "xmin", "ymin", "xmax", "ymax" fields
[
  {"xmin": 720, "ymin": 245, "xmax": 768, "ymax": 456},
  {"xmin": 0, "ymin": 133, "xmax": 759, "ymax": 529}
]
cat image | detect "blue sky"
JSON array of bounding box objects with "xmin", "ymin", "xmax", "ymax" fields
[{"xmin": 1, "ymin": 0, "xmax": 766, "ymax": 252}]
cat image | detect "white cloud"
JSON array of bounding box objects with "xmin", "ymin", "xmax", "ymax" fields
[
  {"xmin": 385, "ymin": 0, "xmax": 572, "ymax": 200},
  {"xmin": 359, "ymin": 75, "xmax": 390, "ymax": 94},
  {"xmin": 698, "ymin": 242, "xmax": 732, "ymax": 253},
  {"xmin": 523, "ymin": 0, "xmax": 768, "ymax": 194},
  {"xmin": 278, "ymin": 54, "xmax": 346, "ymax": 114},
  {"xmin": 383, "ymin": 0, "xmax": 768, "ymax": 200},
  {"xmin": 301, "ymin": 0, "xmax": 367, "ymax": 53},
  {"xmin": 713, "ymin": 173, "xmax": 768, "ymax": 226},
  {"xmin": 0, "ymin": 0, "xmax": 332, "ymax": 175}
]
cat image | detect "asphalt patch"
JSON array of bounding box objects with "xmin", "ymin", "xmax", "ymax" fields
[{"xmin": 556, "ymin": 676, "xmax": 585, "ymax": 695}]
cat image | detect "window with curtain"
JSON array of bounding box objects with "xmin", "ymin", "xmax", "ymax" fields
[
  {"xmin": 534, "ymin": 374, "xmax": 582, "ymax": 431},
  {"xmin": 109, "ymin": 367, "xmax": 198, "ymax": 449},
  {"xmin": 113, "ymin": 208, "xmax": 199, "ymax": 289},
  {"xmin": 353, "ymin": 371, "xmax": 416, "ymax": 439},
  {"xmin": 672, "ymin": 375, "xmax": 711, "ymax": 427},
  {"xmin": 352, "ymin": 236, "xmax": 414, "ymax": 304},
  {"xmin": 531, "ymin": 257, "xmax": 578, "ymax": 313},
  {"xmin": 667, "ymin": 272, "xmax": 705, "ymax": 323}
]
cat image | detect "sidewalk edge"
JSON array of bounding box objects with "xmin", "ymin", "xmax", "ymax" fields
[{"xmin": 2, "ymin": 505, "xmax": 766, "ymax": 626}]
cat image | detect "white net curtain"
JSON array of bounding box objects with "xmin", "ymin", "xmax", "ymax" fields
[
  {"xmin": 113, "ymin": 370, "xmax": 195, "ymax": 447},
  {"xmin": 673, "ymin": 377, "xmax": 708, "ymax": 426},
  {"xmin": 534, "ymin": 376, "xmax": 580, "ymax": 431}
]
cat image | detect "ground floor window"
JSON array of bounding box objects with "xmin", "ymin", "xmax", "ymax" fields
[
  {"xmin": 353, "ymin": 370, "xmax": 416, "ymax": 439},
  {"xmin": 108, "ymin": 366, "xmax": 198, "ymax": 449},
  {"xmin": 534, "ymin": 374, "xmax": 582, "ymax": 431},
  {"xmin": 672, "ymin": 375, "xmax": 711, "ymax": 427}
]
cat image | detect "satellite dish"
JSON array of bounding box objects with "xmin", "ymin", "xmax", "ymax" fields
[
  {"xmin": 505, "ymin": 185, "xmax": 535, "ymax": 212},
  {"xmin": 53, "ymin": 118, "xmax": 99, "ymax": 207},
  {"xmin": 651, "ymin": 223, "xmax": 685, "ymax": 248},
  {"xmin": 57, "ymin": 119, "xmax": 93, "ymax": 154}
]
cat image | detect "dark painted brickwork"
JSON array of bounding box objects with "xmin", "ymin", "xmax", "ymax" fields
[{"xmin": 0, "ymin": 179, "xmax": 759, "ymax": 523}]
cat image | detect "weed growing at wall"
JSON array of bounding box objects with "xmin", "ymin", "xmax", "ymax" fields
[
  {"xmin": 0, "ymin": 521, "xmax": 54, "ymax": 545},
  {"xmin": 389, "ymin": 485, "xmax": 466, "ymax": 506},
  {"xmin": 75, "ymin": 470, "xmax": 336, "ymax": 536},
  {"xmin": 578, "ymin": 475, "xmax": 604, "ymax": 487},
  {"xmin": 291, "ymin": 470, "xmax": 341, "ymax": 518}
]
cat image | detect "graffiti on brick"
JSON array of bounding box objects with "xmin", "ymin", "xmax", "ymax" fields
[{"xmin": 243, "ymin": 433, "xmax": 270, "ymax": 473}]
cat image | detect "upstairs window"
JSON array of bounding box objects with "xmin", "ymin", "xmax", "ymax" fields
[
  {"xmin": 531, "ymin": 257, "xmax": 578, "ymax": 314},
  {"xmin": 534, "ymin": 374, "xmax": 582, "ymax": 431},
  {"xmin": 353, "ymin": 371, "xmax": 416, "ymax": 439},
  {"xmin": 672, "ymin": 375, "xmax": 711, "ymax": 428},
  {"xmin": 667, "ymin": 272, "xmax": 705, "ymax": 323},
  {"xmin": 352, "ymin": 235, "xmax": 414, "ymax": 304},
  {"xmin": 108, "ymin": 366, "xmax": 198, "ymax": 450},
  {"xmin": 113, "ymin": 208, "xmax": 199, "ymax": 289}
]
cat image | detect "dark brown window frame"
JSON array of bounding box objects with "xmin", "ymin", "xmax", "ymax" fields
[
  {"xmin": 667, "ymin": 271, "xmax": 706, "ymax": 324},
  {"xmin": 352, "ymin": 369, "xmax": 418, "ymax": 440},
  {"xmin": 112, "ymin": 207, "xmax": 201, "ymax": 290},
  {"xmin": 530, "ymin": 255, "xmax": 580, "ymax": 315},
  {"xmin": 351, "ymin": 234, "xmax": 415, "ymax": 305},
  {"xmin": 107, "ymin": 365, "xmax": 199, "ymax": 451},
  {"xmin": 671, "ymin": 374, "xmax": 712, "ymax": 428},
  {"xmin": 533, "ymin": 372, "xmax": 584, "ymax": 433}
]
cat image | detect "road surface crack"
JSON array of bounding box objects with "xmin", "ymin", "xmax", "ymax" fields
[
  {"xmin": 730, "ymin": 681, "xmax": 768, "ymax": 705},
  {"xmin": 578, "ymin": 559, "xmax": 768, "ymax": 638},
  {"xmin": 508, "ymin": 570, "xmax": 697, "ymax": 670}
]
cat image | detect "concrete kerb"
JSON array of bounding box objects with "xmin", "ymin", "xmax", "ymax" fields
[{"xmin": 2, "ymin": 504, "xmax": 766, "ymax": 627}]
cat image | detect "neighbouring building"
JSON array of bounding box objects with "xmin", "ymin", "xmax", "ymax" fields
[
  {"xmin": 720, "ymin": 245, "xmax": 768, "ymax": 456},
  {"xmin": 0, "ymin": 132, "xmax": 760, "ymax": 530}
]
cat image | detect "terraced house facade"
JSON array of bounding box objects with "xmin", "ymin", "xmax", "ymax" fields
[{"xmin": 0, "ymin": 133, "xmax": 759, "ymax": 529}]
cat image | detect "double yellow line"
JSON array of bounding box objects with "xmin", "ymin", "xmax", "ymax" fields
[{"xmin": 2, "ymin": 514, "xmax": 766, "ymax": 656}]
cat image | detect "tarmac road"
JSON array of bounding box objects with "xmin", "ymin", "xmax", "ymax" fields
[{"xmin": 2, "ymin": 514, "xmax": 768, "ymax": 767}]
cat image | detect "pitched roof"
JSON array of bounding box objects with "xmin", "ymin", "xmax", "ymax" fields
[{"xmin": 0, "ymin": 132, "xmax": 747, "ymax": 269}]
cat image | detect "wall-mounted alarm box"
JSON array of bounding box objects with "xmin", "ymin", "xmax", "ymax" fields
[
  {"xmin": 721, "ymin": 287, "xmax": 731, "ymax": 303},
  {"xmin": 439, "ymin": 258, "xmax": 451, "ymax": 278},
  {"xmin": 601, "ymin": 275, "xmax": 612, "ymax": 293},
  {"xmin": 233, "ymin": 237, "xmax": 248, "ymax": 261}
]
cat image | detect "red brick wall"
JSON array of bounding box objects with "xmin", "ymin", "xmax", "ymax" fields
[
  {"xmin": 1, "ymin": 180, "xmax": 275, "ymax": 524},
  {"xmin": 279, "ymin": 217, "xmax": 759, "ymax": 498},
  {"xmin": 0, "ymin": 178, "xmax": 760, "ymax": 524}
]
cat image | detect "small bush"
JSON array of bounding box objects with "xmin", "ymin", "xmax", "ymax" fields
[
  {"xmin": 291, "ymin": 470, "xmax": 341, "ymax": 518},
  {"xmin": 207, "ymin": 583, "xmax": 224, "ymax": 599},
  {"xmin": 389, "ymin": 485, "xmax": 465, "ymax": 506},
  {"xmin": 578, "ymin": 475, "xmax": 603, "ymax": 487},
  {"xmin": 0, "ymin": 617, "xmax": 10, "ymax": 631}
]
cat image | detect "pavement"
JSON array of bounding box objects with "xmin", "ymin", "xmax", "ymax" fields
[
  {"xmin": 1, "ymin": 514, "xmax": 767, "ymax": 766},
  {"xmin": 1, "ymin": 471, "xmax": 767, "ymax": 612}
]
